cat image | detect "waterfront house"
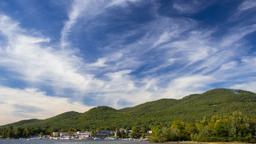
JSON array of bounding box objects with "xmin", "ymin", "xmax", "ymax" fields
[
  {"xmin": 52, "ymin": 132, "xmax": 59, "ymax": 137},
  {"xmin": 96, "ymin": 130, "xmax": 114, "ymax": 138},
  {"xmin": 76, "ymin": 131, "xmax": 91, "ymax": 139},
  {"xmin": 59, "ymin": 132, "xmax": 71, "ymax": 140}
]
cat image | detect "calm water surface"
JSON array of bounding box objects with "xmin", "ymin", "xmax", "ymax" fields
[{"xmin": 0, "ymin": 139, "xmax": 149, "ymax": 144}]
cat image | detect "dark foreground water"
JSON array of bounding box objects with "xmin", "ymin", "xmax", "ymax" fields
[{"xmin": 0, "ymin": 139, "xmax": 149, "ymax": 144}]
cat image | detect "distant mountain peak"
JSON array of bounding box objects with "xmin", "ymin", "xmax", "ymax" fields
[{"xmin": 88, "ymin": 106, "xmax": 117, "ymax": 112}]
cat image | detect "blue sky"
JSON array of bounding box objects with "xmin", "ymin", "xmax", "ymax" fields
[{"xmin": 0, "ymin": 0, "xmax": 256, "ymax": 124}]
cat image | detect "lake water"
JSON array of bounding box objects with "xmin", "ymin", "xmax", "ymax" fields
[{"xmin": 0, "ymin": 139, "xmax": 149, "ymax": 144}]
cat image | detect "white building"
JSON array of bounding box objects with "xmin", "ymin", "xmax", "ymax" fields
[{"xmin": 76, "ymin": 131, "xmax": 91, "ymax": 140}]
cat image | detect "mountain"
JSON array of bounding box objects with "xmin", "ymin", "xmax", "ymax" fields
[{"xmin": 2, "ymin": 88, "xmax": 256, "ymax": 130}]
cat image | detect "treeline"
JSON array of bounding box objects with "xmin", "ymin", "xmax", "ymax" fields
[
  {"xmin": 1, "ymin": 111, "xmax": 256, "ymax": 143},
  {"xmin": 149, "ymin": 111, "xmax": 256, "ymax": 142},
  {"xmin": 0, "ymin": 126, "xmax": 54, "ymax": 138}
]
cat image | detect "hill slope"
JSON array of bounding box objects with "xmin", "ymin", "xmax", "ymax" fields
[{"xmin": 2, "ymin": 88, "xmax": 256, "ymax": 130}]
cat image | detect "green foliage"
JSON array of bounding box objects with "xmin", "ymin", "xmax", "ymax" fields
[
  {"xmin": 149, "ymin": 121, "xmax": 191, "ymax": 142},
  {"xmin": 150, "ymin": 111, "xmax": 256, "ymax": 143},
  {"xmin": 149, "ymin": 126, "xmax": 170, "ymax": 142},
  {"xmin": 115, "ymin": 129, "xmax": 129, "ymax": 138},
  {"xmin": 0, "ymin": 126, "xmax": 48, "ymax": 138},
  {"xmin": 192, "ymin": 111, "xmax": 253, "ymax": 142},
  {"xmin": 130, "ymin": 126, "xmax": 146, "ymax": 139}
]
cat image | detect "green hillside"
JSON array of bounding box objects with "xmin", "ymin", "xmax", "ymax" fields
[{"xmin": 2, "ymin": 88, "xmax": 256, "ymax": 131}]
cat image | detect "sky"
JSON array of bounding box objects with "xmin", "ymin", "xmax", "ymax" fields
[{"xmin": 0, "ymin": 0, "xmax": 256, "ymax": 125}]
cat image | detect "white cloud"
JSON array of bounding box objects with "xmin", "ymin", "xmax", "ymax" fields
[
  {"xmin": 0, "ymin": 86, "xmax": 90, "ymax": 125},
  {"xmin": 0, "ymin": 13, "xmax": 147, "ymax": 109},
  {"xmin": 166, "ymin": 31, "xmax": 215, "ymax": 63},
  {"xmin": 153, "ymin": 29, "xmax": 181, "ymax": 47},
  {"xmin": 60, "ymin": 0, "xmax": 142, "ymax": 48},
  {"xmin": 220, "ymin": 24, "xmax": 256, "ymax": 47},
  {"xmin": 211, "ymin": 56, "xmax": 256, "ymax": 81},
  {"xmin": 60, "ymin": 0, "xmax": 108, "ymax": 48},
  {"xmin": 0, "ymin": 15, "xmax": 105, "ymax": 94},
  {"xmin": 239, "ymin": 0, "xmax": 256, "ymax": 11},
  {"xmin": 172, "ymin": 0, "xmax": 213, "ymax": 14},
  {"xmin": 231, "ymin": 81, "xmax": 256, "ymax": 93},
  {"xmin": 88, "ymin": 58, "xmax": 108, "ymax": 68},
  {"xmin": 107, "ymin": 0, "xmax": 140, "ymax": 7},
  {"xmin": 162, "ymin": 75, "xmax": 215, "ymax": 99},
  {"xmin": 0, "ymin": 13, "xmax": 154, "ymax": 110}
]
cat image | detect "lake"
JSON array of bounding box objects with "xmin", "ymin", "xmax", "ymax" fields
[{"xmin": 0, "ymin": 139, "xmax": 149, "ymax": 144}]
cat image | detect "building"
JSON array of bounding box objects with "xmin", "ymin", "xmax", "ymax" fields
[
  {"xmin": 96, "ymin": 130, "xmax": 114, "ymax": 138},
  {"xmin": 59, "ymin": 132, "xmax": 71, "ymax": 140},
  {"xmin": 76, "ymin": 131, "xmax": 91, "ymax": 140},
  {"xmin": 52, "ymin": 132, "xmax": 60, "ymax": 137}
]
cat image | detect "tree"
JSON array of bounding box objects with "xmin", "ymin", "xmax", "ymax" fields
[
  {"xmin": 149, "ymin": 126, "xmax": 170, "ymax": 142},
  {"xmin": 228, "ymin": 111, "xmax": 251, "ymax": 141},
  {"xmin": 214, "ymin": 119, "xmax": 229, "ymax": 137},
  {"xmin": 130, "ymin": 126, "xmax": 141, "ymax": 139},
  {"xmin": 14, "ymin": 128, "xmax": 24, "ymax": 138},
  {"xmin": 170, "ymin": 120, "xmax": 190, "ymax": 140},
  {"xmin": 23, "ymin": 128, "xmax": 30, "ymax": 137}
]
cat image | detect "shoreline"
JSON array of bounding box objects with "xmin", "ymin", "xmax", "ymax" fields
[
  {"xmin": 0, "ymin": 138, "xmax": 251, "ymax": 143},
  {"xmin": 150, "ymin": 142, "xmax": 250, "ymax": 144}
]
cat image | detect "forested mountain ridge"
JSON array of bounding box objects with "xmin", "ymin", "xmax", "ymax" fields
[{"xmin": 2, "ymin": 88, "xmax": 256, "ymax": 131}]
